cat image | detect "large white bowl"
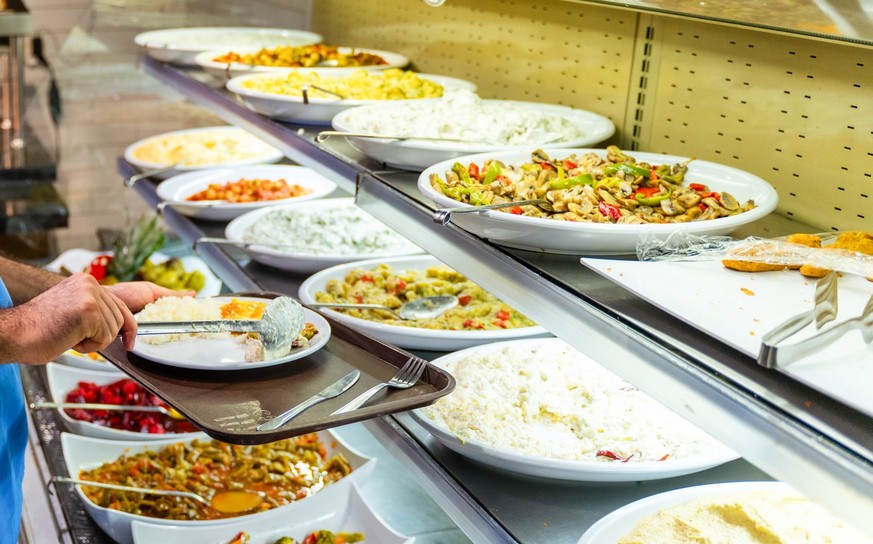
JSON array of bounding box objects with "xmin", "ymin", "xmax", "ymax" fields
[
  {"xmin": 155, "ymin": 164, "xmax": 337, "ymax": 221},
  {"xmin": 410, "ymin": 338, "xmax": 738, "ymax": 482},
  {"xmin": 60, "ymin": 430, "xmax": 376, "ymax": 544},
  {"xmin": 124, "ymin": 126, "xmax": 284, "ymax": 179},
  {"xmin": 130, "ymin": 481, "xmax": 413, "ymax": 544},
  {"xmin": 134, "ymin": 27, "xmax": 322, "ymax": 66},
  {"xmin": 298, "ymin": 255, "xmax": 550, "ymax": 351},
  {"xmin": 330, "ymin": 100, "xmax": 615, "ymax": 171},
  {"xmin": 195, "ymin": 46, "xmax": 409, "ymax": 79},
  {"xmin": 418, "ymin": 148, "xmax": 779, "ymax": 255},
  {"xmin": 226, "ymin": 72, "xmax": 477, "ymax": 125},
  {"xmin": 45, "ymin": 363, "xmax": 199, "ymax": 441},
  {"xmin": 224, "ymin": 197, "xmax": 423, "ymax": 274}
]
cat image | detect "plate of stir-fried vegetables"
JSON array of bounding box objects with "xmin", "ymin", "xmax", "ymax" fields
[{"xmin": 418, "ymin": 146, "xmax": 778, "ymax": 254}]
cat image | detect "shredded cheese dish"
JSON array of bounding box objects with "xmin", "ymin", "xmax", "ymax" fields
[{"xmin": 130, "ymin": 127, "xmax": 279, "ymax": 167}]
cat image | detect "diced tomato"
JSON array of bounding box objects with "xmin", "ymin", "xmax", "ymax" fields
[
  {"xmin": 463, "ymin": 319, "xmax": 484, "ymax": 329},
  {"xmin": 86, "ymin": 255, "xmax": 113, "ymax": 281},
  {"xmin": 396, "ymin": 279, "xmax": 407, "ymax": 290},
  {"xmin": 689, "ymin": 183, "xmax": 707, "ymax": 192},
  {"xmin": 492, "ymin": 319, "xmax": 508, "ymax": 329},
  {"xmin": 562, "ymin": 159, "xmax": 577, "ymax": 170},
  {"xmin": 458, "ymin": 294, "xmax": 472, "ymax": 306},
  {"xmin": 509, "ymin": 206, "xmax": 524, "ymax": 215},
  {"xmin": 496, "ymin": 309, "xmax": 510, "ymax": 320},
  {"xmin": 354, "ymin": 294, "xmax": 363, "ymax": 304},
  {"xmin": 359, "ymin": 274, "xmax": 374, "ymax": 283},
  {"xmin": 468, "ymin": 162, "xmax": 481, "ymax": 181}
]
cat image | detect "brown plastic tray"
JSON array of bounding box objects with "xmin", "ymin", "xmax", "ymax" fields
[{"xmin": 98, "ymin": 292, "xmax": 455, "ymax": 445}]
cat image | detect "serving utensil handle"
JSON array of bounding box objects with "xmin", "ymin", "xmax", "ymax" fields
[{"xmin": 136, "ymin": 319, "xmax": 261, "ymax": 336}]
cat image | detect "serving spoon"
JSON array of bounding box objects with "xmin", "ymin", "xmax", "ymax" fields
[
  {"xmin": 136, "ymin": 296, "xmax": 305, "ymax": 359},
  {"xmin": 53, "ymin": 477, "xmax": 264, "ymax": 515},
  {"xmin": 433, "ymin": 199, "xmax": 554, "ymax": 226},
  {"xmin": 307, "ymin": 295, "xmax": 458, "ymax": 320},
  {"xmin": 30, "ymin": 402, "xmax": 185, "ymax": 420}
]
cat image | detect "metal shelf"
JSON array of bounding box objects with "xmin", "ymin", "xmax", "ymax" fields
[{"xmin": 137, "ymin": 57, "xmax": 873, "ymax": 539}]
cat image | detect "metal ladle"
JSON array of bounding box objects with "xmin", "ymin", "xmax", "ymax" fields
[
  {"xmin": 136, "ymin": 296, "xmax": 305, "ymax": 359},
  {"xmin": 53, "ymin": 477, "xmax": 264, "ymax": 515},
  {"xmin": 308, "ymin": 295, "xmax": 458, "ymax": 320},
  {"xmin": 433, "ymin": 199, "xmax": 554, "ymax": 226}
]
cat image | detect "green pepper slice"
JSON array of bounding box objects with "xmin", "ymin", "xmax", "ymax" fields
[
  {"xmin": 481, "ymin": 162, "xmax": 501, "ymax": 185},
  {"xmin": 634, "ymin": 188, "xmax": 672, "ymax": 206},
  {"xmin": 548, "ymin": 173, "xmax": 594, "ymax": 190}
]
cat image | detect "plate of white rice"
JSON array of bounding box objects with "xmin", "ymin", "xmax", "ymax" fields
[
  {"xmin": 410, "ymin": 337, "xmax": 738, "ymax": 481},
  {"xmin": 131, "ymin": 295, "xmax": 330, "ymax": 370}
]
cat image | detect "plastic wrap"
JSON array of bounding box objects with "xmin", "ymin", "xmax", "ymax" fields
[{"xmin": 636, "ymin": 231, "xmax": 873, "ymax": 278}]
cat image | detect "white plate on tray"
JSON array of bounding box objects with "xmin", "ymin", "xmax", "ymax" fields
[
  {"xmin": 61, "ymin": 430, "xmax": 375, "ymax": 544},
  {"xmin": 134, "ymin": 27, "xmax": 322, "ymax": 66},
  {"xmin": 417, "ymin": 148, "xmax": 779, "ymax": 254},
  {"xmin": 330, "ymin": 99, "xmax": 615, "ymax": 171},
  {"xmin": 226, "ymin": 71, "xmax": 477, "ymax": 125},
  {"xmin": 155, "ymin": 164, "xmax": 337, "ymax": 221},
  {"xmin": 581, "ymin": 258, "xmax": 873, "ymax": 416},
  {"xmin": 45, "ymin": 363, "xmax": 199, "ymax": 440},
  {"xmin": 577, "ymin": 481, "xmax": 791, "ymax": 543},
  {"xmin": 124, "ymin": 126, "xmax": 284, "ymax": 179},
  {"xmin": 195, "ymin": 45, "xmax": 409, "ymax": 79},
  {"xmin": 409, "ymin": 338, "xmax": 737, "ymax": 481},
  {"xmin": 223, "ymin": 197, "xmax": 423, "ymax": 274},
  {"xmin": 131, "ymin": 481, "xmax": 413, "ymax": 544},
  {"xmin": 131, "ymin": 296, "xmax": 331, "ymax": 371},
  {"xmin": 299, "ymin": 255, "xmax": 550, "ymax": 351}
]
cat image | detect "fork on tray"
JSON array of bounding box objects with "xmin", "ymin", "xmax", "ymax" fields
[{"xmin": 332, "ymin": 356, "xmax": 428, "ymax": 415}]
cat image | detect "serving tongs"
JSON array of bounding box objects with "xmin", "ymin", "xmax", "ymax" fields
[{"xmin": 758, "ymin": 272, "xmax": 842, "ymax": 369}]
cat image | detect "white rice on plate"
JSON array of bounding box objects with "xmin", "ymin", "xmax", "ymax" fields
[
  {"xmin": 422, "ymin": 339, "xmax": 726, "ymax": 462},
  {"xmin": 135, "ymin": 296, "xmax": 225, "ymax": 344}
]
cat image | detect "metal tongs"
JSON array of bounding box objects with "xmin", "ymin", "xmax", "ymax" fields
[{"xmin": 758, "ymin": 272, "xmax": 873, "ymax": 369}]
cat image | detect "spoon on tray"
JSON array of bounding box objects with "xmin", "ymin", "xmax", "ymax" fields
[
  {"xmin": 136, "ymin": 296, "xmax": 305, "ymax": 359},
  {"xmin": 307, "ymin": 295, "xmax": 458, "ymax": 320},
  {"xmin": 53, "ymin": 477, "xmax": 264, "ymax": 515}
]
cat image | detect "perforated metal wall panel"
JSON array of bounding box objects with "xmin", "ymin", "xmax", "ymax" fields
[{"xmin": 313, "ymin": 0, "xmax": 872, "ymax": 232}]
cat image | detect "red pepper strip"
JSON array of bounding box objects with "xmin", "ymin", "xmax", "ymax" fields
[
  {"xmin": 634, "ymin": 186, "xmax": 660, "ymax": 198},
  {"xmin": 508, "ymin": 206, "xmax": 524, "ymax": 215},
  {"xmin": 598, "ymin": 201, "xmax": 622, "ymax": 221},
  {"xmin": 360, "ymin": 274, "xmax": 374, "ymax": 283},
  {"xmin": 497, "ymin": 175, "xmax": 511, "ymax": 186},
  {"xmin": 700, "ymin": 191, "xmax": 721, "ymax": 201},
  {"xmin": 539, "ymin": 161, "xmax": 554, "ymax": 171},
  {"xmin": 596, "ymin": 449, "xmax": 625, "ymax": 461},
  {"xmin": 458, "ymin": 295, "xmax": 472, "ymax": 306},
  {"xmin": 689, "ymin": 183, "xmax": 707, "ymax": 191},
  {"xmin": 562, "ymin": 159, "xmax": 577, "ymax": 170},
  {"xmin": 496, "ymin": 309, "xmax": 510, "ymax": 320},
  {"xmin": 659, "ymin": 454, "xmax": 671, "ymax": 461},
  {"xmin": 649, "ymin": 166, "xmax": 660, "ymax": 181},
  {"xmin": 468, "ymin": 162, "xmax": 481, "ymax": 181}
]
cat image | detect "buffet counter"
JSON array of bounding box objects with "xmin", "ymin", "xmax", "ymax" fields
[{"xmin": 117, "ymin": 55, "xmax": 873, "ymax": 540}]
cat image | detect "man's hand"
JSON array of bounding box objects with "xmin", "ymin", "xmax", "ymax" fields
[
  {"xmin": 0, "ymin": 273, "xmax": 137, "ymax": 364},
  {"xmin": 106, "ymin": 282, "xmax": 194, "ymax": 313}
]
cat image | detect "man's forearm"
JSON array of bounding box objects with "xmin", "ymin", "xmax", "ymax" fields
[{"xmin": 0, "ymin": 256, "xmax": 64, "ymax": 304}]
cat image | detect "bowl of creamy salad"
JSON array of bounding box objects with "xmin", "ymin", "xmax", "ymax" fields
[
  {"xmin": 411, "ymin": 337, "xmax": 738, "ymax": 481},
  {"xmin": 329, "ymin": 90, "xmax": 615, "ymax": 171},
  {"xmin": 224, "ymin": 197, "xmax": 423, "ymax": 274}
]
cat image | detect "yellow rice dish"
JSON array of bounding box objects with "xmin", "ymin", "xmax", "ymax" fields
[
  {"xmin": 315, "ymin": 263, "xmax": 536, "ymax": 330},
  {"xmin": 239, "ymin": 68, "xmax": 445, "ymax": 100}
]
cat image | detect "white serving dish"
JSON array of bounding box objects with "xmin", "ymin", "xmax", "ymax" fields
[
  {"xmin": 131, "ymin": 481, "xmax": 413, "ymax": 544},
  {"xmin": 131, "ymin": 295, "xmax": 331, "ymax": 371},
  {"xmin": 298, "ymin": 255, "xmax": 550, "ymax": 351},
  {"xmin": 418, "ymin": 148, "xmax": 779, "ymax": 254},
  {"xmin": 578, "ymin": 481, "xmax": 815, "ymax": 543},
  {"xmin": 155, "ymin": 164, "xmax": 337, "ymax": 221},
  {"xmin": 223, "ymin": 197, "xmax": 423, "ymax": 274},
  {"xmin": 61, "ymin": 430, "xmax": 376, "ymax": 544},
  {"xmin": 195, "ymin": 46, "xmax": 409, "ymax": 79},
  {"xmin": 410, "ymin": 338, "xmax": 738, "ymax": 482},
  {"xmin": 45, "ymin": 248, "xmax": 223, "ymax": 298},
  {"xmin": 134, "ymin": 27, "xmax": 322, "ymax": 66},
  {"xmin": 55, "ymin": 349, "xmax": 112, "ymax": 372},
  {"xmin": 581, "ymin": 257, "xmax": 873, "ymax": 418},
  {"xmin": 45, "ymin": 362, "xmax": 198, "ymax": 440},
  {"xmin": 124, "ymin": 126, "xmax": 284, "ymax": 179},
  {"xmin": 226, "ymin": 72, "xmax": 477, "ymax": 125},
  {"xmin": 330, "ymin": 100, "xmax": 615, "ymax": 171}
]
